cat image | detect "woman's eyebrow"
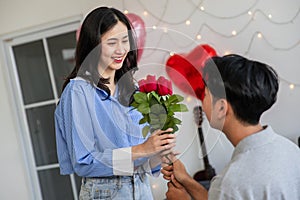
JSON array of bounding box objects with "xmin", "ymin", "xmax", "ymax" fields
[{"xmin": 107, "ymin": 35, "xmax": 128, "ymax": 41}]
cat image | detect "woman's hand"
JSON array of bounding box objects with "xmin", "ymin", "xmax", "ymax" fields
[{"xmin": 132, "ymin": 128, "xmax": 176, "ymax": 160}]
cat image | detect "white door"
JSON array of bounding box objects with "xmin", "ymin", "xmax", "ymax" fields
[{"xmin": 2, "ymin": 18, "xmax": 82, "ymax": 200}]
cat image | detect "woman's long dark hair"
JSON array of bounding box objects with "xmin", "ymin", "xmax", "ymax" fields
[{"xmin": 62, "ymin": 7, "xmax": 138, "ymax": 106}]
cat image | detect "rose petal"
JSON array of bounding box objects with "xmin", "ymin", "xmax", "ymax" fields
[
  {"xmin": 145, "ymin": 75, "xmax": 157, "ymax": 92},
  {"xmin": 157, "ymin": 76, "xmax": 172, "ymax": 96},
  {"xmin": 138, "ymin": 79, "xmax": 146, "ymax": 92}
]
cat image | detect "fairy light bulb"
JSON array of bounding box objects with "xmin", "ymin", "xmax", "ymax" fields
[
  {"xmin": 248, "ymin": 11, "xmax": 252, "ymax": 15},
  {"xmin": 268, "ymin": 14, "xmax": 272, "ymax": 19},
  {"xmin": 170, "ymin": 52, "xmax": 175, "ymax": 56},
  {"xmin": 257, "ymin": 32, "xmax": 263, "ymax": 38},
  {"xmin": 186, "ymin": 96, "xmax": 192, "ymax": 103},
  {"xmin": 152, "ymin": 25, "xmax": 157, "ymax": 30},
  {"xmin": 152, "ymin": 184, "xmax": 158, "ymax": 189},
  {"xmin": 224, "ymin": 51, "xmax": 231, "ymax": 55},
  {"xmin": 289, "ymin": 84, "xmax": 295, "ymax": 90},
  {"xmin": 232, "ymin": 30, "xmax": 237, "ymax": 36},
  {"xmin": 143, "ymin": 11, "xmax": 148, "ymax": 16},
  {"xmin": 196, "ymin": 34, "xmax": 202, "ymax": 40},
  {"xmin": 124, "ymin": 10, "xmax": 129, "ymax": 14},
  {"xmin": 186, "ymin": 20, "xmax": 191, "ymax": 25},
  {"xmin": 200, "ymin": 6, "xmax": 205, "ymax": 11}
]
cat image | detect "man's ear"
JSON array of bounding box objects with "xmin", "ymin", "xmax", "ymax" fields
[{"xmin": 216, "ymin": 99, "xmax": 228, "ymax": 119}]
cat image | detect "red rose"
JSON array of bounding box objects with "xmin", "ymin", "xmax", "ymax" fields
[
  {"xmin": 138, "ymin": 75, "xmax": 157, "ymax": 93},
  {"xmin": 157, "ymin": 76, "xmax": 173, "ymax": 96},
  {"xmin": 138, "ymin": 79, "xmax": 147, "ymax": 92}
]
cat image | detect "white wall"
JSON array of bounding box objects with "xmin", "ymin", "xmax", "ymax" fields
[{"xmin": 0, "ymin": 0, "xmax": 299, "ymax": 199}]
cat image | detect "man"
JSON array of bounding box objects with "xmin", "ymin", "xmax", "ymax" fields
[{"xmin": 161, "ymin": 54, "xmax": 300, "ymax": 200}]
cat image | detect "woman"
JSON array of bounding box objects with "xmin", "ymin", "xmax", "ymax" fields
[{"xmin": 55, "ymin": 7, "xmax": 175, "ymax": 200}]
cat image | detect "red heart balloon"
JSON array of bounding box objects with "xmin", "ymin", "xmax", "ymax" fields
[
  {"xmin": 166, "ymin": 44, "xmax": 217, "ymax": 100},
  {"xmin": 126, "ymin": 13, "xmax": 146, "ymax": 62}
]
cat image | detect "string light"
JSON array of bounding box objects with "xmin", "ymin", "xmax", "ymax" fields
[
  {"xmin": 124, "ymin": 10, "xmax": 129, "ymax": 14},
  {"xmin": 280, "ymin": 77, "xmax": 300, "ymax": 90},
  {"xmin": 196, "ymin": 34, "xmax": 202, "ymax": 40},
  {"xmin": 224, "ymin": 51, "xmax": 231, "ymax": 55},
  {"xmin": 151, "ymin": 184, "xmax": 158, "ymax": 189},
  {"xmin": 133, "ymin": 0, "xmax": 202, "ymax": 25},
  {"xmin": 257, "ymin": 32, "xmax": 263, "ymax": 38},
  {"xmin": 289, "ymin": 84, "xmax": 295, "ymax": 90},
  {"xmin": 186, "ymin": 96, "xmax": 192, "ymax": 103},
  {"xmin": 122, "ymin": 0, "xmax": 300, "ymax": 89},
  {"xmin": 131, "ymin": 0, "xmax": 300, "ymax": 26}
]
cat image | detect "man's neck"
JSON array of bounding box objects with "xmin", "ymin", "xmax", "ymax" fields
[{"xmin": 224, "ymin": 120, "xmax": 264, "ymax": 147}]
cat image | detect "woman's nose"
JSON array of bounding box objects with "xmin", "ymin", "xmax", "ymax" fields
[{"xmin": 115, "ymin": 42, "xmax": 127, "ymax": 54}]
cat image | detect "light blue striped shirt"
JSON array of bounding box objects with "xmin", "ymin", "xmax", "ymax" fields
[{"xmin": 55, "ymin": 78, "xmax": 160, "ymax": 177}]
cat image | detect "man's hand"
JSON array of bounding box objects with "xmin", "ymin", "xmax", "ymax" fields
[
  {"xmin": 162, "ymin": 156, "xmax": 209, "ymax": 200},
  {"xmin": 166, "ymin": 178, "xmax": 191, "ymax": 200},
  {"xmin": 161, "ymin": 156, "xmax": 191, "ymax": 183}
]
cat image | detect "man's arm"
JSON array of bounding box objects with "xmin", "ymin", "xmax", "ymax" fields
[
  {"xmin": 166, "ymin": 179, "xmax": 191, "ymax": 200},
  {"xmin": 161, "ymin": 158, "xmax": 208, "ymax": 200},
  {"xmin": 174, "ymin": 174, "xmax": 208, "ymax": 200}
]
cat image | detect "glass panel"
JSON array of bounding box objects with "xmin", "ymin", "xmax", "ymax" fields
[
  {"xmin": 38, "ymin": 169, "xmax": 74, "ymax": 200},
  {"xmin": 13, "ymin": 40, "xmax": 54, "ymax": 104},
  {"xmin": 47, "ymin": 31, "xmax": 76, "ymax": 97},
  {"xmin": 26, "ymin": 104, "xmax": 57, "ymax": 166}
]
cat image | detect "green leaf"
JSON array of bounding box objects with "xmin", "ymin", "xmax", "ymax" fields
[
  {"xmin": 179, "ymin": 104, "xmax": 189, "ymax": 112},
  {"xmin": 167, "ymin": 110, "xmax": 174, "ymax": 117},
  {"xmin": 149, "ymin": 96, "xmax": 160, "ymax": 106},
  {"xmin": 142, "ymin": 125, "xmax": 150, "ymax": 138},
  {"xmin": 168, "ymin": 94, "xmax": 184, "ymax": 104},
  {"xmin": 151, "ymin": 91, "xmax": 161, "ymax": 102},
  {"xmin": 169, "ymin": 104, "xmax": 189, "ymax": 112},
  {"xmin": 139, "ymin": 116, "xmax": 148, "ymax": 124},
  {"xmin": 150, "ymin": 123, "xmax": 162, "ymax": 130},
  {"xmin": 159, "ymin": 114, "xmax": 168, "ymax": 123},
  {"xmin": 137, "ymin": 103, "xmax": 150, "ymax": 114},
  {"xmin": 150, "ymin": 104, "xmax": 167, "ymax": 115},
  {"xmin": 149, "ymin": 116, "xmax": 160, "ymax": 125},
  {"xmin": 133, "ymin": 92, "xmax": 148, "ymax": 103},
  {"xmin": 162, "ymin": 118, "xmax": 173, "ymax": 130},
  {"xmin": 173, "ymin": 125, "xmax": 179, "ymax": 133},
  {"xmin": 172, "ymin": 117, "xmax": 182, "ymax": 125},
  {"xmin": 131, "ymin": 101, "xmax": 139, "ymax": 108}
]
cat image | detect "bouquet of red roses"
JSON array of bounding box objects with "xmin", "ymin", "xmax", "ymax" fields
[{"xmin": 131, "ymin": 75, "xmax": 188, "ymax": 137}]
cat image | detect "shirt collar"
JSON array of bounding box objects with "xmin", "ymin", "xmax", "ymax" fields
[
  {"xmin": 72, "ymin": 76, "xmax": 119, "ymax": 100},
  {"xmin": 232, "ymin": 126, "xmax": 277, "ymax": 158}
]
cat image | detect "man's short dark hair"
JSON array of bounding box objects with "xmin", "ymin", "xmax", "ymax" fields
[{"xmin": 203, "ymin": 54, "xmax": 279, "ymax": 125}]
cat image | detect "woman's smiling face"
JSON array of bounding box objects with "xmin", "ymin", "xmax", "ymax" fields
[{"xmin": 99, "ymin": 21, "xmax": 130, "ymax": 75}]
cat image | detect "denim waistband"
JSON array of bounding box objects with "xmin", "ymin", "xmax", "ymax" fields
[{"xmin": 83, "ymin": 173, "xmax": 146, "ymax": 184}]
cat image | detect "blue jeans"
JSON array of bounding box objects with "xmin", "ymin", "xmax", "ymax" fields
[{"xmin": 79, "ymin": 174, "xmax": 153, "ymax": 200}]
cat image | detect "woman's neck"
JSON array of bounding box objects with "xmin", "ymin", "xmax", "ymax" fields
[{"xmin": 101, "ymin": 70, "xmax": 116, "ymax": 95}]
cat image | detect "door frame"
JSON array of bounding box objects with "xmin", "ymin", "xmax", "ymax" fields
[{"xmin": 0, "ymin": 15, "xmax": 82, "ymax": 200}]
